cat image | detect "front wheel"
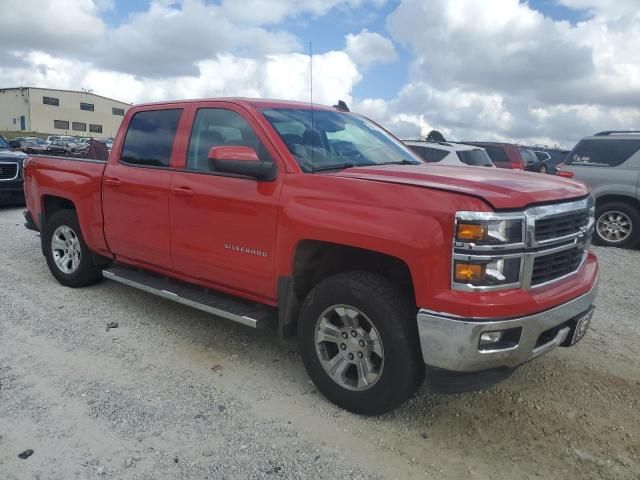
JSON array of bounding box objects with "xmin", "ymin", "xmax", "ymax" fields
[
  {"xmin": 594, "ymin": 202, "xmax": 640, "ymax": 248},
  {"xmin": 298, "ymin": 272, "xmax": 424, "ymax": 415},
  {"xmin": 539, "ymin": 164, "xmax": 548, "ymax": 174},
  {"xmin": 43, "ymin": 209, "xmax": 105, "ymax": 287}
]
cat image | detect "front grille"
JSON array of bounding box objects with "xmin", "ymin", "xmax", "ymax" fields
[
  {"xmin": 535, "ymin": 211, "xmax": 589, "ymax": 242},
  {"xmin": 531, "ymin": 247, "xmax": 584, "ymax": 286},
  {"xmin": 0, "ymin": 163, "xmax": 18, "ymax": 180}
]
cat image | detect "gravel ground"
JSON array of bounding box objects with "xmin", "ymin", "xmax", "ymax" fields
[{"xmin": 0, "ymin": 205, "xmax": 638, "ymax": 480}]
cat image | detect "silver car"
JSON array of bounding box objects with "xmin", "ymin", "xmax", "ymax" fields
[{"xmin": 557, "ymin": 131, "xmax": 640, "ymax": 248}]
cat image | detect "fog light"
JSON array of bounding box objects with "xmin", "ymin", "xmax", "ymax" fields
[{"xmin": 479, "ymin": 331, "xmax": 504, "ymax": 346}]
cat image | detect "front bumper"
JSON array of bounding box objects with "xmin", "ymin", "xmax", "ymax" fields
[
  {"xmin": 417, "ymin": 277, "xmax": 598, "ymax": 372},
  {"xmin": 0, "ymin": 179, "xmax": 24, "ymax": 204}
]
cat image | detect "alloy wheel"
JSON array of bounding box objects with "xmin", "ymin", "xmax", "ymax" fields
[
  {"xmin": 314, "ymin": 305, "xmax": 384, "ymax": 391},
  {"xmin": 51, "ymin": 225, "xmax": 82, "ymax": 274}
]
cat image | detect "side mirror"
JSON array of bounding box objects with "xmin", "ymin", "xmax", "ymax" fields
[{"xmin": 208, "ymin": 146, "xmax": 275, "ymax": 181}]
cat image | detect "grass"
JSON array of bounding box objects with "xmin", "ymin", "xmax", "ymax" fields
[{"xmin": 1, "ymin": 131, "xmax": 50, "ymax": 140}]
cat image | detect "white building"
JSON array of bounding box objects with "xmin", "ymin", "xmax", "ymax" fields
[{"xmin": 0, "ymin": 87, "xmax": 131, "ymax": 138}]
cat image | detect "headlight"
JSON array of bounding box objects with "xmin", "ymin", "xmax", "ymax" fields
[
  {"xmin": 453, "ymin": 211, "xmax": 525, "ymax": 291},
  {"xmin": 455, "ymin": 212, "xmax": 524, "ymax": 247},
  {"xmin": 453, "ymin": 257, "xmax": 522, "ymax": 287}
]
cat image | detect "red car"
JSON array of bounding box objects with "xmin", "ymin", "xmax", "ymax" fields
[
  {"xmin": 23, "ymin": 98, "xmax": 599, "ymax": 415},
  {"xmin": 465, "ymin": 142, "xmax": 532, "ymax": 170}
]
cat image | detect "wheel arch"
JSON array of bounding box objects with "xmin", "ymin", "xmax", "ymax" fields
[
  {"xmin": 595, "ymin": 194, "xmax": 640, "ymax": 212},
  {"xmin": 278, "ymin": 239, "xmax": 416, "ymax": 339}
]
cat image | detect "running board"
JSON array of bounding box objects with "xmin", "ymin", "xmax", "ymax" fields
[{"xmin": 102, "ymin": 265, "xmax": 275, "ymax": 328}]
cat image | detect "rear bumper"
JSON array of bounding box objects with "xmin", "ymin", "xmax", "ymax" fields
[{"xmin": 417, "ymin": 276, "xmax": 598, "ymax": 372}]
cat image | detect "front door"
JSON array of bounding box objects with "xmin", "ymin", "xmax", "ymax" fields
[
  {"xmin": 169, "ymin": 105, "xmax": 282, "ymax": 300},
  {"xmin": 103, "ymin": 108, "xmax": 183, "ymax": 269}
]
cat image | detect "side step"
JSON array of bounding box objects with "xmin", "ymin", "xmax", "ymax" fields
[{"xmin": 102, "ymin": 264, "xmax": 275, "ymax": 328}]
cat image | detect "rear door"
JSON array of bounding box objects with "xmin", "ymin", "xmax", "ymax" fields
[
  {"xmin": 169, "ymin": 103, "xmax": 283, "ymax": 300},
  {"xmin": 102, "ymin": 108, "xmax": 183, "ymax": 269}
]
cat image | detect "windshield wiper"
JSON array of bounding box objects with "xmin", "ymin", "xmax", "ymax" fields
[
  {"xmin": 383, "ymin": 159, "xmax": 421, "ymax": 166},
  {"xmin": 311, "ymin": 162, "xmax": 375, "ymax": 173}
]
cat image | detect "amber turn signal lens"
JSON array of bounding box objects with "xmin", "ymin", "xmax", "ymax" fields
[
  {"xmin": 454, "ymin": 262, "xmax": 485, "ymax": 282},
  {"xmin": 456, "ymin": 223, "xmax": 488, "ymax": 241}
]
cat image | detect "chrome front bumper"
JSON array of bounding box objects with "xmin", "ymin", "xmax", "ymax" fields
[{"xmin": 417, "ymin": 280, "xmax": 598, "ymax": 372}]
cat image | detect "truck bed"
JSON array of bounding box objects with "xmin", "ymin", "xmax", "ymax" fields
[{"xmin": 24, "ymin": 155, "xmax": 111, "ymax": 257}]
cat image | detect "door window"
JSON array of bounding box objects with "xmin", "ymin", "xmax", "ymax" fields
[
  {"xmin": 187, "ymin": 108, "xmax": 271, "ymax": 171},
  {"xmin": 121, "ymin": 109, "xmax": 182, "ymax": 167},
  {"xmin": 566, "ymin": 139, "xmax": 640, "ymax": 167}
]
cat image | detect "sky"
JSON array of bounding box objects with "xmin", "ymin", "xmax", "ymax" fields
[{"xmin": 1, "ymin": 0, "xmax": 639, "ymax": 148}]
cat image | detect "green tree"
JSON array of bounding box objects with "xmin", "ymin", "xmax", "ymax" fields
[{"xmin": 426, "ymin": 130, "xmax": 446, "ymax": 142}]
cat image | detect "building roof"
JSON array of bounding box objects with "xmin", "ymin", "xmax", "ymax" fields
[{"xmin": 0, "ymin": 86, "xmax": 132, "ymax": 106}]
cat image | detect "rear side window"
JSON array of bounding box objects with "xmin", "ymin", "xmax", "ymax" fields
[
  {"xmin": 456, "ymin": 149, "xmax": 494, "ymax": 166},
  {"xmin": 534, "ymin": 151, "xmax": 551, "ymax": 161},
  {"xmin": 566, "ymin": 139, "xmax": 640, "ymax": 167},
  {"xmin": 519, "ymin": 147, "xmax": 538, "ymax": 165},
  {"xmin": 481, "ymin": 145, "xmax": 509, "ymax": 165},
  {"xmin": 121, "ymin": 109, "xmax": 182, "ymax": 167},
  {"xmin": 408, "ymin": 145, "xmax": 448, "ymax": 162}
]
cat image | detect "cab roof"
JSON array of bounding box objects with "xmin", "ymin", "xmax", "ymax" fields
[{"xmin": 133, "ymin": 97, "xmax": 341, "ymax": 112}]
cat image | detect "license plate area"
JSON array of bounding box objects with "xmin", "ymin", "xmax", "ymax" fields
[{"xmin": 568, "ymin": 307, "xmax": 594, "ymax": 346}]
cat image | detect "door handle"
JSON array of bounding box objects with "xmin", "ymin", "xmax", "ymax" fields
[
  {"xmin": 104, "ymin": 178, "xmax": 121, "ymax": 187},
  {"xmin": 172, "ymin": 187, "xmax": 194, "ymax": 197}
]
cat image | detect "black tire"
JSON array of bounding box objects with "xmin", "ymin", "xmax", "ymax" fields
[
  {"xmin": 539, "ymin": 164, "xmax": 548, "ymax": 174},
  {"xmin": 298, "ymin": 272, "xmax": 424, "ymax": 415},
  {"xmin": 43, "ymin": 209, "xmax": 104, "ymax": 287},
  {"xmin": 593, "ymin": 202, "xmax": 640, "ymax": 248}
]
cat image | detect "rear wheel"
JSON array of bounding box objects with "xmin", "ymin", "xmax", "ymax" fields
[
  {"xmin": 539, "ymin": 164, "xmax": 548, "ymax": 174},
  {"xmin": 594, "ymin": 202, "xmax": 640, "ymax": 248},
  {"xmin": 43, "ymin": 209, "xmax": 104, "ymax": 287},
  {"xmin": 299, "ymin": 272, "xmax": 424, "ymax": 415}
]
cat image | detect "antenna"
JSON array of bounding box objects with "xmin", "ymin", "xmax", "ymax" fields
[{"xmin": 309, "ymin": 42, "xmax": 313, "ymax": 108}]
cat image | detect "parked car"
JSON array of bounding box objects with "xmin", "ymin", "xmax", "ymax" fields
[
  {"xmin": 48, "ymin": 139, "xmax": 82, "ymax": 155},
  {"xmin": 518, "ymin": 146, "xmax": 545, "ymax": 172},
  {"xmin": 404, "ymin": 140, "xmax": 495, "ymax": 167},
  {"xmin": 533, "ymin": 149, "xmax": 569, "ymax": 175},
  {"xmin": 23, "ymin": 98, "xmax": 599, "ymax": 415},
  {"xmin": 0, "ymin": 135, "xmax": 28, "ymax": 205},
  {"xmin": 464, "ymin": 142, "xmax": 526, "ymax": 170},
  {"xmin": 556, "ymin": 130, "xmax": 640, "ymax": 248},
  {"xmin": 19, "ymin": 138, "xmax": 49, "ymax": 154},
  {"xmin": 9, "ymin": 136, "xmax": 39, "ymax": 150},
  {"xmin": 46, "ymin": 135, "xmax": 76, "ymax": 143}
]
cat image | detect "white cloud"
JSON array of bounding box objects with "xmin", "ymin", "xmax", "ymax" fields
[
  {"xmin": 1, "ymin": 0, "xmax": 639, "ymax": 148},
  {"xmin": 0, "ymin": 0, "xmax": 106, "ymax": 55},
  {"xmin": 220, "ymin": 0, "xmax": 388, "ymax": 25},
  {"xmin": 0, "ymin": 50, "xmax": 361, "ymax": 107},
  {"xmin": 345, "ymin": 29, "xmax": 398, "ymax": 67},
  {"xmin": 376, "ymin": 0, "xmax": 640, "ymax": 146}
]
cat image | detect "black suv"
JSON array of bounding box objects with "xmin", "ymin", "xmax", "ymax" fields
[{"xmin": 0, "ymin": 136, "xmax": 28, "ymax": 205}]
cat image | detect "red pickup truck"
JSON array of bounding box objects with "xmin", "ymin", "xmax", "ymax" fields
[{"xmin": 23, "ymin": 98, "xmax": 599, "ymax": 415}]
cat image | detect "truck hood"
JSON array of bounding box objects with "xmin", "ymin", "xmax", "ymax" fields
[
  {"xmin": 333, "ymin": 164, "xmax": 589, "ymax": 210},
  {"xmin": 0, "ymin": 149, "xmax": 27, "ymax": 161}
]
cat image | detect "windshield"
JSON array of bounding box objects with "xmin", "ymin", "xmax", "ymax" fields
[
  {"xmin": 456, "ymin": 149, "xmax": 494, "ymax": 167},
  {"xmin": 0, "ymin": 136, "xmax": 9, "ymax": 149},
  {"xmin": 262, "ymin": 108, "xmax": 423, "ymax": 172}
]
